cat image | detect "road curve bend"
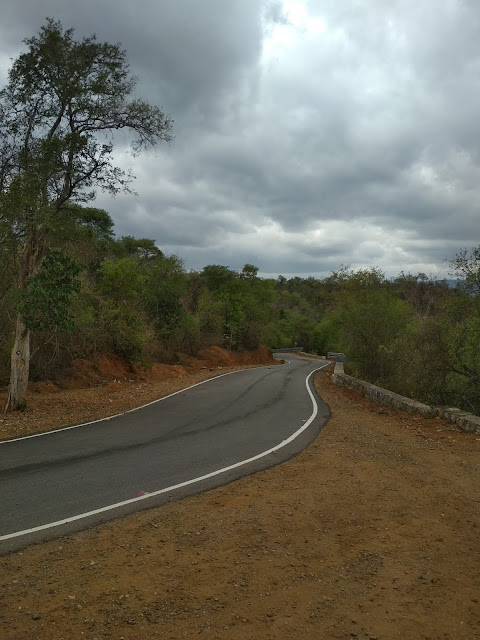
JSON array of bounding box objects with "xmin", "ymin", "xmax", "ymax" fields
[{"xmin": 0, "ymin": 354, "xmax": 330, "ymax": 553}]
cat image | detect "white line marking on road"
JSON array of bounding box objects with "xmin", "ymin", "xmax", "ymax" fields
[
  {"xmin": 0, "ymin": 369, "xmax": 253, "ymax": 444},
  {"xmin": 0, "ymin": 362, "xmax": 329, "ymax": 541}
]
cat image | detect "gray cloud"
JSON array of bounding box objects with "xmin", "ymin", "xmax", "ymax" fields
[{"xmin": 2, "ymin": 0, "xmax": 480, "ymax": 278}]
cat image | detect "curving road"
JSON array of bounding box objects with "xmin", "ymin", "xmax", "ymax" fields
[{"xmin": 0, "ymin": 355, "xmax": 330, "ymax": 554}]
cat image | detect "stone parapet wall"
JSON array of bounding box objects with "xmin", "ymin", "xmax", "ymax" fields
[{"xmin": 331, "ymin": 362, "xmax": 480, "ymax": 434}]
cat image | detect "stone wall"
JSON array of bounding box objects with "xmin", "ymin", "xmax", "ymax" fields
[{"xmin": 331, "ymin": 362, "xmax": 480, "ymax": 434}]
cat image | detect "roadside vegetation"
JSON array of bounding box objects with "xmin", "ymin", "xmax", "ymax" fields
[
  {"xmin": 1, "ymin": 22, "xmax": 479, "ymax": 416},
  {"xmin": 0, "ymin": 20, "xmax": 172, "ymax": 410},
  {"xmin": 1, "ymin": 200, "xmax": 479, "ymax": 416}
]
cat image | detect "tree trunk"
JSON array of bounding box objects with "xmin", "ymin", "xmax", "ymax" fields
[
  {"xmin": 4, "ymin": 230, "xmax": 44, "ymax": 412},
  {"xmin": 4, "ymin": 314, "xmax": 30, "ymax": 412}
]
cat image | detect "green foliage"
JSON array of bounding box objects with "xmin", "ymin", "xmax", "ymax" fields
[
  {"xmin": 66, "ymin": 205, "xmax": 115, "ymax": 243},
  {"xmin": 433, "ymin": 290, "xmax": 480, "ymax": 412},
  {"xmin": 1, "ymin": 46, "xmax": 480, "ymax": 425},
  {"xmin": 450, "ymin": 246, "xmax": 480, "ymax": 295},
  {"xmin": 200, "ymin": 265, "xmax": 237, "ymax": 291},
  {"xmin": 1, "ymin": 20, "xmax": 173, "ymax": 244},
  {"xmin": 312, "ymin": 315, "xmax": 342, "ymax": 354},
  {"xmin": 19, "ymin": 250, "xmax": 81, "ymax": 331},
  {"xmin": 391, "ymin": 272, "xmax": 449, "ymax": 317},
  {"xmin": 197, "ymin": 264, "xmax": 274, "ymax": 350},
  {"xmin": 111, "ymin": 236, "xmax": 163, "ymax": 260},
  {"xmin": 101, "ymin": 303, "xmax": 150, "ymax": 361},
  {"xmin": 335, "ymin": 269, "xmax": 413, "ymax": 381},
  {"xmin": 431, "ymin": 247, "xmax": 480, "ymax": 412},
  {"xmin": 262, "ymin": 323, "xmax": 291, "ymax": 349},
  {"xmin": 99, "ymin": 258, "xmax": 145, "ymax": 303},
  {"xmin": 196, "ymin": 289, "xmax": 226, "ymax": 344},
  {"xmin": 172, "ymin": 314, "xmax": 201, "ymax": 354},
  {"xmin": 1, "ymin": 20, "xmax": 174, "ymax": 406},
  {"xmin": 142, "ymin": 254, "xmax": 187, "ymax": 335},
  {"xmin": 240, "ymin": 264, "xmax": 259, "ymax": 279}
]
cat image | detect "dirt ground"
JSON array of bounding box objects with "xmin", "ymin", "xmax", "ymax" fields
[{"xmin": 1, "ymin": 360, "xmax": 479, "ymax": 639}]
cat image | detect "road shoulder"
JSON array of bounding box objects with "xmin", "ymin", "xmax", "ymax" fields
[{"xmin": 1, "ymin": 369, "xmax": 478, "ymax": 639}]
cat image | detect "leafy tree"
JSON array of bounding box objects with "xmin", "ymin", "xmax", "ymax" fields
[
  {"xmin": 391, "ymin": 272, "xmax": 449, "ymax": 318},
  {"xmin": 0, "ymin": 20, "xmax": 173, "ymax": 410},
  {"xmin": 240, "ymin": 264, "xmax": 259, "ymax": 279},
  {"xmin": 142, "ymin": 254, "xmax": 187, "ymax": 339},
  {"xmin": 239, "ymin": 275, "xmax": 276, "ymax": 350},
  {"xmin": 18, "ymin": 250, "xmax": 81, "ymax": 331},
  {"xmin": 111, "ymin": 236, "xmax": 163, "ymax": 260},
  {"xmin": 47, "ymin": 204, "xmax": 116, "ymax": 271},
  {"xmin": 432, "ymin": 247, "xmax": 480, "ymax": 412},
  {"xmin": 196, "ymin": 288, "xmax": 227, "ymax": 346},
  {"xmin": 386, "ymin": 248, "xmax": 480, "ymax": 412},
  {"xmin": 311, "ymin": 315, "xmax": 341, "ymax": 354},
  {"xmin": 200, "ymin": 265, "xmax": 237, "ymax": 292},
  {"xmin": 99, "ymin": 258, "xmax": 145, "ymax": 305},
  {"xmin": 335, "ymin": 268, "xmax": 412, "ymax": 382},
  {"xmin": 196, "ymin": 264, "xmax": 275, "ymax": 350},
  {"xmin": 198, "ymin": 265, "xmax": 242, "ymax": 348},
  {"xmin": 67, "ymin": 205, "xmax": 115, "ymax": 244}
]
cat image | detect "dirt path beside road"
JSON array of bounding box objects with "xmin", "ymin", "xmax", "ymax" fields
[{"xmin": 1, "ymin": 367, "xmax": 479, "ymax": 639}]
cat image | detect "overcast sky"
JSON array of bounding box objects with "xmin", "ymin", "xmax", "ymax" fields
[{"xmin": 1, "ymin": 0, "xmax": 479, "ymax": 278}]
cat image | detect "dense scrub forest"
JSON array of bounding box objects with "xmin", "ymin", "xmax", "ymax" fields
[
  {"xmin": 1, "ymin": 203, "xmax": 479, "ymax": 415},
  {"xmin": 3, "ymin": 22, "xmax": 477, "ymax": 416}
]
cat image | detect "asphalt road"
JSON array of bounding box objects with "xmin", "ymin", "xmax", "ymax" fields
[{"xmin": 0, "ymin": 355, "xmax": 330, "ymax": 553}]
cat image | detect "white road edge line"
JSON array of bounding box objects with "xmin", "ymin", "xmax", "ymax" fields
[
  {"xmin": 2, "ymin": 357, "xmax": 292, "ymax": 444},
  {"xmin": 0, "ymin": 362, "xmax": 329, "ymax": 541},
  {"xmin": 1, "ymin": 369, "xmax": 258, "ymax": 445}
]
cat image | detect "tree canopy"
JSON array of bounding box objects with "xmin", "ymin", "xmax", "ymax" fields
[{"xmin": 0, "ymin": 19, "xmax": 173, "ymax": 410}]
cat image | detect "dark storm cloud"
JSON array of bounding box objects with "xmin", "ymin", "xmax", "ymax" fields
[
  {"xmin": 0, "ymin": 0, "xmax": 263, "ymax": 119},
  {"xmin": 1, "ymin": 0, "xmax": 480, "ymax": 277}
]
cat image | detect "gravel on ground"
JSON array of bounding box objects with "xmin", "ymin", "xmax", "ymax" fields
[{"xmin": 1, "ymin": 364, "xmax": 479, "ymax": 639}]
